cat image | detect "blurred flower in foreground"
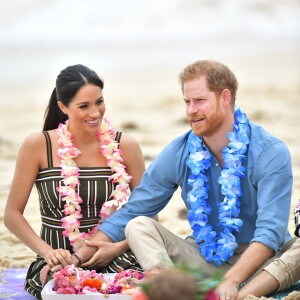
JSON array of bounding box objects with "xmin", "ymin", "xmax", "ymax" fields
[{"xmin": 132, "ymin": 264, "xmax": 221, "ymax": 300}]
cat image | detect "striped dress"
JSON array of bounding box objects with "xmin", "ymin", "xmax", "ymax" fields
[{"xmin": 25, "ymin": 131, "xmax": 141, "ymax": 299}]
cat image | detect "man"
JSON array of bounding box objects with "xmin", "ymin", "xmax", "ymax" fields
[{"xmin": 76, "ymin": 60, "xmax": 296, "ymax": 300}]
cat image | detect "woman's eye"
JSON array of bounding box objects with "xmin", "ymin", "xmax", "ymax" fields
[
  {"xmin": 96, "ymin": 100, "xmax": 103, "ymax": 105},
  {"xmin": 79, "ymin": 105, "xmax": 88, "ymax": 109}
]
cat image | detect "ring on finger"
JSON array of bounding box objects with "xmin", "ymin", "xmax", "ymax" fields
[{"xmin": 55, "ymin": 254, "xmax": 62, "ymax": 259}]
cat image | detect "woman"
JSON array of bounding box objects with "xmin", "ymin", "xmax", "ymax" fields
[{"xmin": 4, "ymin": 64, "xmax": 145, "ymax": 299}]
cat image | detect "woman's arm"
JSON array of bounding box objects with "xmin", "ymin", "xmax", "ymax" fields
[
  {"xmin": 4, "ymin": 132, "xmax": 72, "ymax": 267},
  {"xmin": 4, "ymin": 133, "xmax": 50, "ymax": 255},
  {"xmin": 120, "ymin": 132, "xmax": 146, "ymax": 190}
]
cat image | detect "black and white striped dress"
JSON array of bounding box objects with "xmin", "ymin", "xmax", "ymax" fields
[{"xmin": 24, "ymin": 131, "xmax": 141, "ymax": 299}]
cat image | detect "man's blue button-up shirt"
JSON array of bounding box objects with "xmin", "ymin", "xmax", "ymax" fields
[{"xmin": 100, "ymin": 122, "xmax": 292, "ymax": 252}]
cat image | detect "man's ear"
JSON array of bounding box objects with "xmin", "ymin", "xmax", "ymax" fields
[
  {"xmin": 57, "ymin": 101, "xmax": 66, "ymax": 114},
  {"xmin": 221, "ymin": 89, "xmax": 232, "ymax": 108}
]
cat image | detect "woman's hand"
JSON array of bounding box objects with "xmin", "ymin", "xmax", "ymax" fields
[
  {"xmin": 41, "ymin": 252, "xmax": 78, "ymax": 285},
  {"xmin": 50, "ymin": 254, "xmax": 81, "ymax": 273},
  {"xmin": 44, "ymin": 248, "xmax": 73, "ymax": 268},
  {"xmin": 80, "ymin": 240, "xmax": 125, "ymax": 268}
]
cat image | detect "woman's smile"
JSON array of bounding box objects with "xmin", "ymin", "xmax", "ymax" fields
[{"xmin": 85, "ymin": 119, "xmax": 100, "ymax": 126}]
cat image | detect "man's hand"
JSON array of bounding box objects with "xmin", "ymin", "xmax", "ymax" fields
[
  {"xmin": 81, "ymin": 240, "xmax": 124, "ymax": 268},
  {"xmin": 217, "ymin": 242, "xmax": 273, "ymax": 300},
  {"xmin": 217, "ymin": 278, "xmax": 239, "ymax": 300}
]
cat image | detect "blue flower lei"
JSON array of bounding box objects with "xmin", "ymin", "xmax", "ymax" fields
[{"xmin": 186, "ymin": 107, "xmax": 250, "ymax": 266}]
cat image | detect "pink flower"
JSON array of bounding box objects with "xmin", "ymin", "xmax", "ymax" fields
[
  {"xmin": 56, "ymin": 287, "xmax": 77, "ymax": 294},
  {"xmin": 100, "ymin": 201, "xmax": 118, "ymax": 218},
  {"xmin": 57, "ymin": 186, "xmax": 76, "ymax": 197},
  {"xmin": 101, "ymin": 142, "xmax": 119, "ymax": 156},
  {"xmin": 109, "ymin": 170, "xmax": 132, "ymax": 184},
  {"xmin": 63, "ymin": 204, "xmax": 77, "ymax": 215},
  {"xmin": 61, "ymin": 166, "xmax": 80, "ymax": 177},
  {"xmin": 110, "ymin": 192, "xmax": 125, "ymax": 203},
  {"xmin": 63, "ymin": 176, "xmax": 80, "ymax": 186},
  {"xmin": 62, "ymin": 215, "xmax": 81, "ymax": 227},
  {"xmin": 205, "ymin": 289, "xmax": 218, "ymax": 300}
]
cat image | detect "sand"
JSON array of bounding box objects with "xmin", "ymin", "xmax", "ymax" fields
[{"xmin": 0, "ymin": 85, "xmax": 299, "ymax": 299}]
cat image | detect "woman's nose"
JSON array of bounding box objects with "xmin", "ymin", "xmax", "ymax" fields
[{"xmin": 89, "ymin": 107, "xmax": 100, "ymax": 117}]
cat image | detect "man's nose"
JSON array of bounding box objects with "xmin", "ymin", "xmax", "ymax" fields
[{"xmin": 187, "ymin": 102, "xmax": 198, "ymax": 115}]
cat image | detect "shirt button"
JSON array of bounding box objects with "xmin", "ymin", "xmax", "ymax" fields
[{"xmin": 215, "ymin": 163, "xmax": 218, "ymax": 166}]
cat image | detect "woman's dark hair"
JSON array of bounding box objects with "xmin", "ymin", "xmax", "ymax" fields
[{"xmin": 43, "ymin": 64, "xmax": 104, "ymax": 131}]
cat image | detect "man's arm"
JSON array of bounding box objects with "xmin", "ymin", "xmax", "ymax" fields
[
  {"xmin": 99, "ymin": 141, "xmax": 180, "ymax": 242},
  {"xmin": 251, "ymin": 141, "xmax": 292, "ymax": 251},
  {"xmin": 74, "ymin": 230, "xmax": 112, "ymax": 264},
  {"xmin": 217, "ymin": 242, "xmax": 273, "ymax": 300}
]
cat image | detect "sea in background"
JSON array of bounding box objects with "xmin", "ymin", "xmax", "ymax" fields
[
  {"xmin": 0, "ymin": 0, "xmax": 299, "ymax": 153},
  {"xmin": 0, "ymin": 0, "xmax": 299, "ymax": 100},
  {"xmin": 0, "ymin": 3, "xmax": 299, "ymax": 297}
]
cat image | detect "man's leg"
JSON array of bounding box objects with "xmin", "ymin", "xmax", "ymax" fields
[
  {"xmin": 125, "ymin": 216, "xmax": 228, "ymax": 273},
  {"xmin": 238, "ymin": 237, "xmax": 300, "ymax": 299},
  {"xmin": 264, "ymin": 237, "xmax": 300, "ymax": 291}
]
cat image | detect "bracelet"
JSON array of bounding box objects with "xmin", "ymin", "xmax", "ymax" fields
[{"xmin": 72, "ymin": 253, "xmax": 82, "ymax": 266}]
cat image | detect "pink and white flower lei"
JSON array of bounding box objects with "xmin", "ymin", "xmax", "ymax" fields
[{"xmin": 56, "ymin": 117, "xmax": 132, "ymax": 251}]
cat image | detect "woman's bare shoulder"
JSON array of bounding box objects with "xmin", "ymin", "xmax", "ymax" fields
[
  {"xmin": 119, "ymin": 132, "xmax": 140, "ymax": 148},
  {"xmin": 22, "ymin": 131, "xmax": 45, "ymax": 147},
  {"xmin": 21, "ymin": 130, "xmax": 56, "ymax": 157},
  {"xmin": 23, "ymin": 130, "xmax": 56, "ymax": 146},
  {"xmin": 118, "ymin": 132, "xmax": 144, "ymax": 162},
  {"xmin": 16, "ymin": 132, "xmax": 47, "ymax": 168}
]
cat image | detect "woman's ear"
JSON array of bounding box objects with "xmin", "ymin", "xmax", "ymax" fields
[{"xmin": 57, "ymin": 101, "xmax": 67, "ymax": 115}]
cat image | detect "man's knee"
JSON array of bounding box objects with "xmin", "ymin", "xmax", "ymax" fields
[
  {"xmin": 125, "ymin": 216, "xmax": 154, "ymax": 238},
  {"xmin": 264, "ymin": 237, "xmax": 300, "ymax": 290},
  {"xmin": 264, "ymin": 258, "xmax": 298, "ymax": 291}
]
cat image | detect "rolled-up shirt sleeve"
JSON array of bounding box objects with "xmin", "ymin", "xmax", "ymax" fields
[
  {"xmin": 99, "ymin": 141, "xmax": 179, "ymax": 242},
  {"xmin": 251, "ymin": 141, "xmax": 293, "ymax": 252}
]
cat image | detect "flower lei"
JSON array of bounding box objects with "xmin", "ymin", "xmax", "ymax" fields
[
  {"xmin": 56, "ymin": 117, "xmax": 132, "ymax": 251},
  {"xmin": 186, "ymin": 107, "xmax": 250, "ymax": 266}
]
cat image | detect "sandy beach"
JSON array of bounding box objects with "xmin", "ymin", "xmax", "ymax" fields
[
  {"xmin": 0, "ymin": 83, "xmax": 299, "ymax": 299},
  {"xmin": 0, "ymin": 1, "xmax": 300, "ymax": 299}
]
